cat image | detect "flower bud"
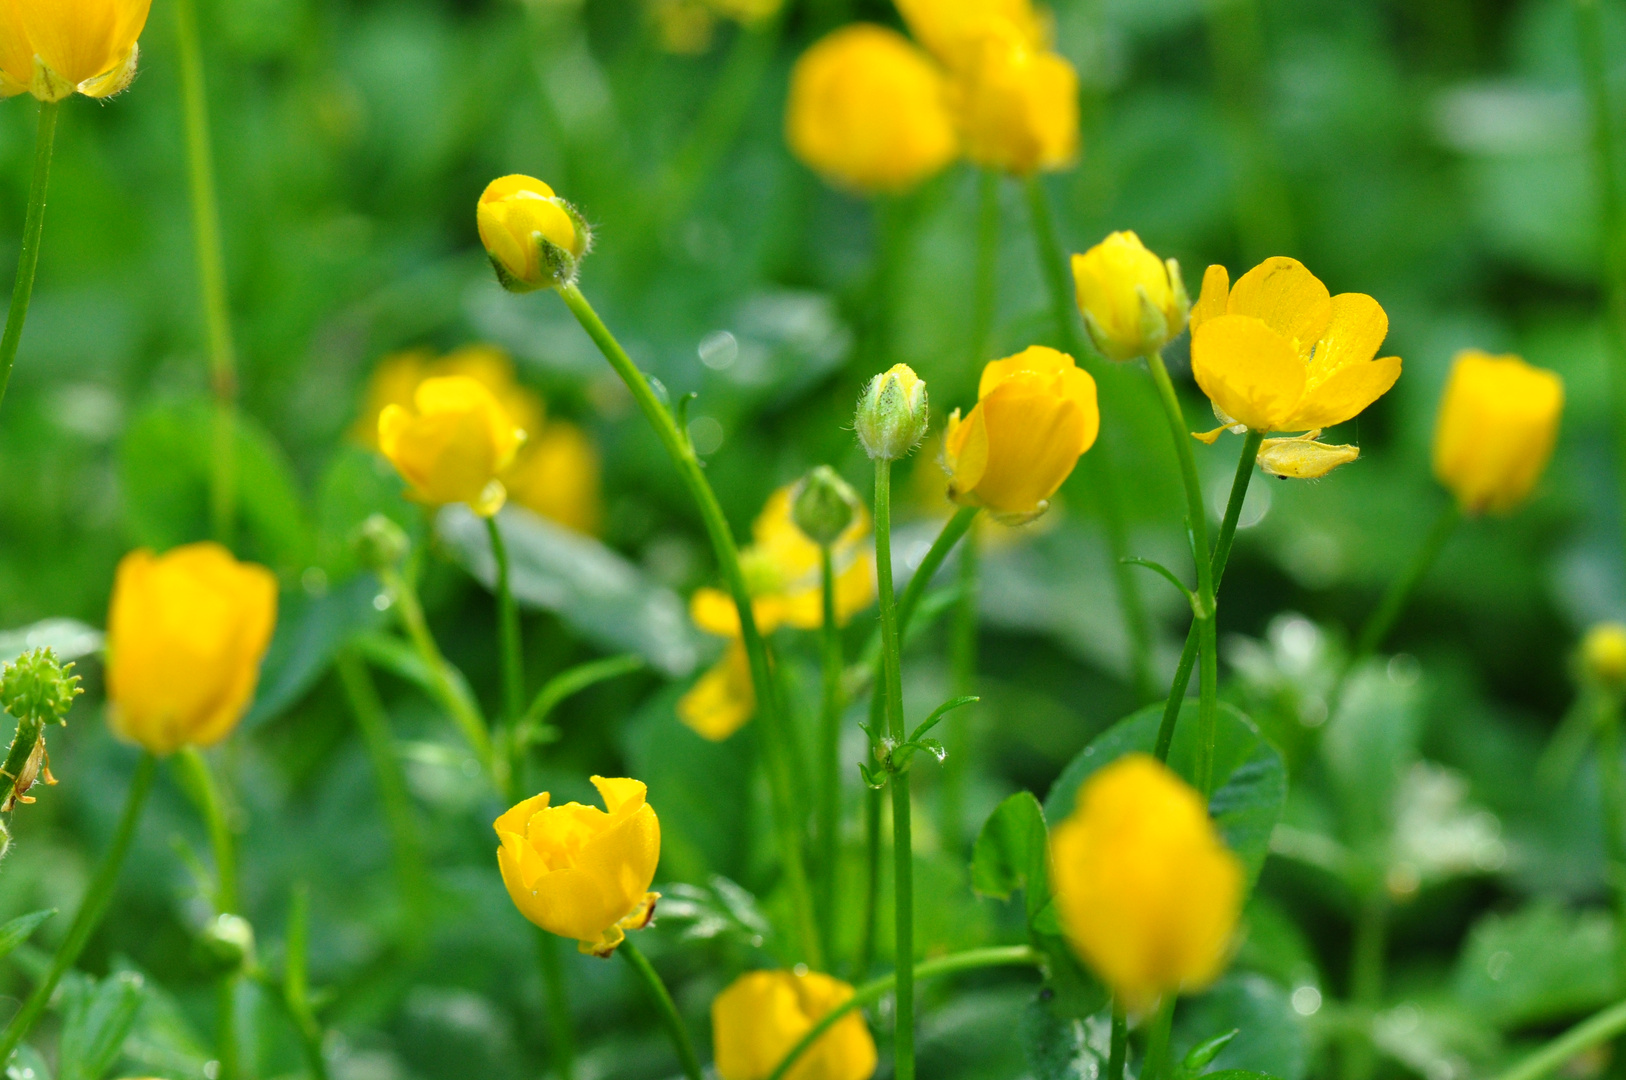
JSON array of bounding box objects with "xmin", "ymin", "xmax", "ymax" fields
[
  {"xmin": 106, "ymin": 543, "xmax": 279, "ymax": 757},
  {"xmin": 377, "ymin": 375, "xmax": 526, "ymax": 517},
  {"xmin": 1049, "ymin": 753, "xmax": 1243, "ymax": 1013},
  {"xmin": 354, "ymin": 514, "xmax": 410, "ymax": 573},
  {"xmin": 712, "ymin": 969, "xmax": 878, "ymax": 1080},
  {"xmin": 0, "ymin": 0, "xmax": 151, "ymax": 102},
  {"xmin": 1582, "ymin": 623, "xmax": 1626, "ymax": 694},
  {"xmin": 477, "ymin": 175, "xmax": 590, "ymax": 292},
  {"xmin": 494, "ymin": 777, "xmax": 661, "ymax": 957},
  {"xmin": 1071, "ymin": 232, "xmax": 1190, "ymax": 362},
  {"xmin": 1431, "ymin": 349, "xmax": 1564, "ymax": 516},
  {"xmin": 1, "ymin": 649, "xmax": 81, "ymax": 727},
  {"xmin": 791, "ymin": 466, "xmax": 861, "ymax": 547},
  {"xmin": 198, "ymin": 913, "xmax": 256, "ymax": 976},
  {"xmin": 951, "ymin": 36, "xmax": 1078, "ymax": 176},
  {"xmin": 1257, "ymin": 432, "xmax": 1360, "ymax": 480},
  {"xmin": 856, "ymin": 364, "xmax": 928, "ymax": 461}
]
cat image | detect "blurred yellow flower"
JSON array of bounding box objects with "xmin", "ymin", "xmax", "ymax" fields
[
  {"xmin": 1583, "ymin": 623, "xmax": 1626, "ymax": 692},
  {"xmin": 952, "ymin": 36, "xmax": 1078, "ymax": 176},
  {"xmin": 378, "ymin": 375, "xmax": 526, "ymax": 517},
  {"xmin": 1431, "ymin": 350, "xmax": 1563, "ymax": 515},
  {"xmin": 106, "ymin": 543, "xmax": 278, "ymax": 757},
  {"xmin": 1049, "ymin": 754, "xmax": 1242, "ymax": 1013},
  {"xmin": 477, "ymin": 175, "xmax": 588, "ymax": 292},
  {"xmin": 1256, "ymin": 431, "xmax": 1360, "ymax": 480},
  {"xmin": 1071, "ymin": 231, "xmax": 1189, "ymax": 362},
  {"xmin": 1189, "ymin": 258, "xmax": 1401, "ymax": 435},
  {"xmin": 895, "ymin": 0, "xmax": 1047, "ymax": 72},
  {"xmin": 353, "ymin": 345, "xmax": 545, "ymax": 451},
  {"xmin": 712, "ymin": 969, "xmax": 878, "ymax": 1080},
  {"xmin": 942, "ymin": 346, "xmax": 1098, "ymax": 522},
  {"xmin": 785, "ymin": 25, "xmax": 958, "ymax": 195},
  {"xmin": 494, "ymin": 776, "xmax": 661, "ymax": 957},
  {"xmin": 504, "ymin": 421, "xmax": 603, "ymax": 535},
  {"xmin": 0, "ymin": 0, "xmax": 151, "ymax": 101}
]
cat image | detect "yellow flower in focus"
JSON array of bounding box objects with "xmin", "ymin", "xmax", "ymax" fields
[
  {"xmin": 786, "ymin": 25, "xmax": 958, "ymax": 195},
  {"xmin": 494, "ymin": 776, "xmax": 661, "ymax": 957},
  {"xmin": 895, "ymin": 0, "xmax": 1047, "ymax": 72},
  {"xmin": 1583, "ymin": 623, "xmax": 1626, "ymax": 693},
  {"xmin": 1188, "ymin": 258, "xmax": 1402, "ymax": 434},
  {"xmin": 712, "ymin": 969, "xmax": 878, "ymax": 1080},
  {"xmin": 106, "ymin": 543, "xmax": 278, "ymax": 757},
  {"xmin": 1071, "ymin": 231, "xmax": 1190, "ymax": 362},
  {"xmin": 952, "ymin": 37, "xmax": 1078, "ymax": 176},
  {"xmin": 377, "ymin": 375, "xmax": 526, "ymax": 517},
  {"xmin": 505, "ymin": 421, "xmax": 603, "ymax": 535},
  {"xmin": 1256, "ymin": 431, "xmax": 1360, "ymax": 480},
  {"xmin": 942, "ymin": 346, "xmax": 1098, "ymax": 523},
  {"xmin": 1431, "ymin": 350, "xmax": 1563, "ymax": 516},
  {"xmin": 0, "ymin": 0, "xmax": 151, "ymax": 101},
  {"xmin": 1049, "ymin": 754, "xmax": 1243, "ymax": 1013},
  {"xmin": 477, "ymin": 175, "xmax": 589, "ymax": 292}
]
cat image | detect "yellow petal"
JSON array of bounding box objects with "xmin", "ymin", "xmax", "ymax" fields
[
  {"xmin": 957, "ymin": 371, "xmax": 1095, "ymax": 516},
  {"xmin": 1189, "ymin": 264, "xmax": 1230, "ymax": 335},
  {"xmin": 591, "ymin": 776, "xmax": 648, "ymax": 817},
  {"xmin": 1189, "ymin": 315, "xmax": 1305, "ymax": 433},
  {"xmin": 1223, "ymin": 257, "xmax": 1332, "ymax": 355},
  {"xmin": 944, "ymin": 404, "xmax": 990, "ymax": 502},
  {"xmin": 1305, "ymin": 292, "xmax": 1388, "ymax": 385},
  {"xmin": 1257, "ymin": 435, "xmax": 1361, "ymax": 479},
  {"xmin": 1284, "ymin": 354, "xmax": 1401, "ymax": 432},
  {"xmin": 1431, "ymin": 350, "xmax": 1565, "ymax": 514},
  {"xmin": 677, "ymin": 646, "xmax": 756, "ymax": 741},
  {"xmin": 18, "ymin": 0, "xmax": 150, "ymax": 91},
  {"xmin": 977, "ymin": 344, "xmax": 1075, "ymax": 399}
]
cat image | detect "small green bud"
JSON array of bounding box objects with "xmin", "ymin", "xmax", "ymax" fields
[
  {"xmin": 856, "ymin": 363, "xmax": 928, "ymax": 461},
  {"xmin": 791, "ymin": 466, "xmax": 861, "ymax": 547},
  {"xmin": 198, "ymin": 913, "xmax": 257, "ymax": 975},
  {"xmin": 355, "ymin": 514, "xmax": 410, "ymax": 573},
  {"xmin": 0, "ymin": 649, "xmax": 81, "ymax": 727}
]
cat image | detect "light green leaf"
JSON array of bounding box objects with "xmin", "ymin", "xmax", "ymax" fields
[{"xmin": 0, "ymin": 910, "xmax": 55, "ymax": 963}]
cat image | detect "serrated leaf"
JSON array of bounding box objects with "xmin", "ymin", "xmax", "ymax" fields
[{"xmin": 0, "ymin": 910, "xmax": 55, "ymax": 962}]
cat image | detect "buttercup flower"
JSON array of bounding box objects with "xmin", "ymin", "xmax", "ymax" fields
[
  {"xmin": 106, "ymin": 543, "xmax": 278, "ymax": 757},
  {"xmin": 494, "ymin": 776, "xmax": 661, "ymax": 957},
  {"xmin": 1583, "ymin": 623, "xmax": 1626, "ymax": 693},
  {"xmin": 942, "ymin": 346, "xmax": 1098, "ymax": 523},
  {"xmin": 1071, "ymin": 232, "xmax": 1190, "ymax": 362},
  {"xmin": 377, "ymin": 375, "xmax": 526, "ymax": 517},
  {"xmin": 713, "ymin": 969, "xmax": 878, "ymax": 1080},
  {"xmin": 952, "ymin": 36, "xmax": 1078, "ymax": 176},
  {"xmin": 477, "ymin": 175, "xmax": 590, "ymax": 292},
  {"xmin": 352, "ymin": 345, "xmax": 545, "ymax": 453},
  {"xmin": 0, "ymin": 0, "xmax": 152, "ymax": 101},
  {"xmin": 1431, "ymin": 350, "xmax": 1563, "ymax": 516},
  {"xmin": 1049, "ymin": 753, "xmax": 1242, "ymax": 1013},
  {"xmin": 1257, "ymin": 431, "xmax": 1360, "ymax": 480},
  {"xmin": 785, "ymin": 26, "xmax": 958, "ymax": 195},
  {"xmin": 894, "ymin": 0, "xmax": 1047, "ymax": 72},
  {"xmin": 1189, "ymin": 257, "xmax": 1401, "ymax": 435}
]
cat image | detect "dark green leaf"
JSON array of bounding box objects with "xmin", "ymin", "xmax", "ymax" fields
[
  {"xmin": 1174, "ymin": 975, "xmax": 1308, "ymax": 1080},
  {"xmin": 1453, "ymin": 900, "xmax": 1616, "ymax": 1028}
]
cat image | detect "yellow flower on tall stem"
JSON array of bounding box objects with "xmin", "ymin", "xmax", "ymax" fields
[
  {"xmin": 1431, "ymin": 349, "xmax": 1563, "ymax": 515},
  {"xmin": 377, "ymin": 375, "xmax": 527, "ymax": 517},
  {"xmin": 477, "ymin": 175, "xmax": 590, "ymax": 292},
  {"xmin": 951, "ymin": 34, "xmax": 1078, "ymax": 177},
  {"xmin": 1071, "ymin": 231, "xmax": 1190, "ymax": 362},
  {"xmin": 0, "ymin": 0, "xmax": 152, "ymax": 101},
  {"xmin": 712, "ymin": 969, "xmax": 878, "ymax": 1080}
]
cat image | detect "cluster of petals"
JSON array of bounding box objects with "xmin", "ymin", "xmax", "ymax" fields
[
  {"xmin": 712, "ymin": 969, "xmax": 877, "ymax": 1080},
  {"xmin": 0, "ymin": 0, "xmax": 150, "ymax": 102}
]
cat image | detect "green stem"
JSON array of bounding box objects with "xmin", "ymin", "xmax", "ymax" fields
[
  {"xmin": 873, "ymin": 458, "xmax": 915, "ymax": 1080},
  {"xmin": 1353, "ymin": 502, "xmax": 1459, "ymax": 661},
  {"xmin": 555, "ymin": 281, "xmax": 821, "ymax": 968},
  {"xmin": 284, "ymin": 884, "xmax": 331, "ymax": 1080},
  {"xmin": 766, "ymin": 945, "xmax": 1042, "ymax": 1080},
  {"xmin": 619, "ymin": 938, "xmax": 704, "ymax": 1080},
  {"xmin": 942, "ymin": 527, "xmax": 978, "ymax": 853},
  {"xmin": 856, "ymin": 784, "xmax": 882, "ymax": 980},
  {"xmin": 486, "ymin": 515, "xmax": 525, "ymax": 726},
  {"xmin": 536, "ymin": 929, "xmax": 577, "ymax": 1080},
  {"xmin": 1108, "ymin": 1000, "xmax": 1128, "ymax": 1080},
  {"xmin": 0, "ymin": 98, "xmax": 59, "ymax": 416},
  {"xmin": 970, "ymin": 170, "xmax": 1000, "ymax": 367},
  {"xmin": 1492, "ymin": 997, "xmax": 1626, "ymax": 1080},
  {"xmin": 174, "ymin": 747, "xmax": 240, "ymax": 1080},
  {"xmin": 1024, "ymin": 175, "xmax": 1155, "ymax": 700},
  {"xmin": 0, "ymin": 752, "xmax": 156, "ymax": 1063},
  {"xmin": 0, "ymin": 714, "xmax": 43, "ymax": 809},
  {"xmin": 511, "ymin": 654, "xmax": 645, "ymax": 797},
  {"xmin": 175, "ymin": 0, "xmax": 239, "ymax": 545},
  {"xmin": 1144, "ymin": 995, "xmax": 1177, "ymax": 1080},
  {"xmin": 1343, "ymin": 896, "xmax": 1388, "ymax": 1080},
  {"xmin": 817, "ymin": 545, "xmax": 843, "ymax": 962},
  {"xmin": 896, "ymin": 506, "xmax": 980, "ymax": 638},
  {"xmin": 1595, "ymin": 694, "xmax": 1626, "ymax": 994},
  {"xmin": 1143, "ymin": 353, "xmax": 1218, "ymax": 795}
]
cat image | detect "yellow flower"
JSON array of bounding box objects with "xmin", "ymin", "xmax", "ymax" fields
[
  {"xmin": 105, "ymin": 543, "xmax": 278, "ymax": 757},
  {"xmin": 352, "ymin": 345, "xmax": 546, "ymax": 451},
  {"xmin": 952, "ymin": 36, "xmax": 1078, "ymax": 176},
  {"xmin": 1188, "ymin": 258, "xmax": 1402, "ymax": 434},
  {"xmin": 894, "ymin": 0, "xmax": 1047, "ymax": 72},
  {"xmin": 494, "ymin": 776, "xmax": 661, "ymax": 957},
  {"xmin": 377, "ymin": 375, "xmax": 526, "ymax": 517},
  {"xmin": 477, "ymin": 175, "xmax": 589, "ymax": 292},
  {"xmin": 1256, "ymin": 431, "xmax": 1360, "ymax": 480},
  {"xmin": 785, "ymin": 25, "xmax": 958, "ymax": 195},
  {"xmin": 1048, "ymin": 754, "xmax": 1243, "ymax": 1013},
  {"xmin": 1583, "ymin": 623, "xmax": 1626, "ymax": 692},
  {"xmin": 505, "ymin": 421, "xmax": 604, "ymax": 535},
  {"xmin": 712, "ymin": 969, "xmax": 878, "ymax": 1080},
  {"xmin": 1071, "ymin": 232, "xmax": 1190, "ymax": 362},
  {"xmin": 0, "ymin": 0, "xmax": 151, "ymax": 101},
  {"xmin": 942, "ymin": 346, "xmax": 1098, "ymax": 522},
  {"xmin": 1431, "ymin": 350, "xmax": 1563, "ymax": 515}
]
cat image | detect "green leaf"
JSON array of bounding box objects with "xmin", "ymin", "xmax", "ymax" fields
[
  {"xmin": 5, "ymin": 1044, "xmax": 51, "ymax": 1080},
  {"xmin": 350, "ymin": 631, "xmax": 486, "ymax": 733},
  {"xmin": 971, "ymin": 791, "xmax": 1050, "ymax": 925},
  {"xmin": 58, "ymin": 971, "xmax": 145, "ymax": 1080},
  {"xmin": 1019, "ymin": 993, "xmax": 1107, "ymax": 1080},
  {"xmin": 1175, "ymin": 975, "xmax": 1308, "ymax": 1080},
  {"xmin": 313, "ymin": 445, "xmax": 418, "ymax": 580},
  {"xmin": 1320, "ymin": 662, "xmax": 1422, "ymax": 848},
  {"xmin": 241, "ymin": 573, "xmax": 386, "ymax": 730},
  {"xmin": 1043, "ymin": 701, "xmax": 1287, "ymax": 888},
  {"xmin": 1453, "ymin": 900, "xmax": 1616, "ymax": 1028},
  {"xmin": 0, "ymin": 910, "xmax": 54, "ymax": 962}
]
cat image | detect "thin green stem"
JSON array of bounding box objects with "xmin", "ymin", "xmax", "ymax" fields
[
  {"xmin": 1595, "ymin": 694, "xmax": 1626, "ymax": 993},
  {"xmin": 767, "ymin": 945, "xmax": 1042, "ymax": 1080},
  {"xmin": 942, "ymin": 527, "xmax": 978, "ymax": 853},
  {"xmin": 1144, "ymin": 996, "xmax": 1177, "ymax": 1080},
  {"xmin": 0, "ymin": 98, "xmax": 59, "ymax": 416},
  {"xmin": 1343, "ymin": 897, "xmax": 1388, "ymax": 1080},
  {"xmin": 536, "ymin": 929, "xmax": 577, "ymax": 1080},
  {"xmin": 1492, "ymin": 997, "xmax": 1626, "ymax": 1080},
  {"xmin": 856, "ymin": 784, "xmax": 883, "ymax": 980},
  {"xmin": 1144, "ymin": 353, "xmax": 1218, "ymax": 795},
  {"xmin": 174, "ymin": 747, "xmax": 241, "ymax": 1080},
  {"xmin": 817, "ymin": 545, "xmax": 843, "ymax": 962},
  {"xmin": 175, "ymin": 0, "xmax": 239, "ymax": 544},
  {"xmin": 1024, "ymin": 175, "xmax": 1155, "ymax": 700},
  {"xmin": 511, "ymin": 654, "xmax": 645, "ymax": 798},
  {"xmin": 487, "ymin": 515, "xmax": 525, "ymax": 726},
  {"xmin": 896, "ymin": 506, "xmax": 980, "ymax": 638},
  {"xmin": 873, "ymin": 458, "xmax": 915, "ymax": 1080},
  {"xmin": 556, "ymin": 281, "xmax": 821, "ymax": 968},
  {"xmin": 0, "ymin": 752, "xmax": 156, "ymax": 1063},
  {"xmin": 284, "ymin": 884, "xmax": 331, "ymax": 1080},
  {"xmin": 619, "ymin": 939, "xmax": 704, "ymax": 1080},
  {"xmin": 970, "ymin": 170, "xmax": 1000, "ymax": 367},
  {"xmin": 1108, "ymin": 1001, "xmax": 1128, "ymax": 1080},
  {"xmin": 1353, "ymin": 502, "xmax": 1459, "ymax": 661}
]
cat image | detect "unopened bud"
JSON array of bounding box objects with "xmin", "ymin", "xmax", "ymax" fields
[
  {"xmin": 791, "ymin": 465, "xmax": 861, "ymax": 546},
  {"xmin": 478, "ymin": 175, "xmax": 592, "ymax": 292},
  {"xmin": 355, "ymin": 514, "xmax": 410, "ymax": 573},
  {"xmin": 856, "ymin": 364, "xmax": 928, "ymax": 461},
  {"xmin": 199, "ymin": 913, "xmax": 256, "ymax": 975},
  {"xmin": 1258, "ymin": 432, "xmax": 1360, "ymax": 480},
  {"xmin": 1582, "ymin": 623, "xmax": 1626, "ymax": 693},
  {"xmin": 0, "ymin": 649, "xmax": 81, "ymax": 727}
]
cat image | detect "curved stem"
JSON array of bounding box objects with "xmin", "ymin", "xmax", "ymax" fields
[
  {"xmin": 0, "ymin": 752, "xmax": 156, "ymax": 1063},
  {"xmin": 619, "ymin": 938, "xmax": 704, "ymax": 1080},
  {"xmin": 486, "ymin": 515, "xmax": 525, "ymax": 727},
  {"xmin": 556, "ymin": 282, "xmax": 821, "ymax": 968},
  {"xmin": 513, "ymin": 654, "xmax": 645, "ymax": 790},
  {"xmin": 817, "ymin": 546, "xmax": 842, "ymax": 961},
  {"xmin": 766, "ymin": 945, "xmax": 1042, "ymax": 1080},
  {"xmin": 0, "ymin": 98, "xmax": 59, "ymax": 417},
  {"xmin": 1492, "ymin": 996, "xmax": 1626, "ymax": 1080}
]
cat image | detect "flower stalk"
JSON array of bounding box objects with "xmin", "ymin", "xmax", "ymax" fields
[
  {"xmin": 818, "ymin": 545, "xmax": 843, "ymax": 960},
  {"xmin": 1353, "ymin": 502, "xmax": 1459, "ymax": 662},
  {"xmin": 487, "ymin": 515, "xmax": 525, "ymax": 728},
  {"xmin": 620, "ymin": 939, "xmax": 704, "ymax": 1080},
  {"xmin": 0, "ymin": 99, "xmax": 60, "ymax": 417},
  {"xmin": 174, "ymin": 746, "xmax": 242, "ymax": 1080}
]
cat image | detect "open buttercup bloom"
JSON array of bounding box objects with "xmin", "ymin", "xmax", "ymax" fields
[
  {"xmin": 106, "ymin": 543, "xmax": 278, "ymax": 757},
  {"xmin": 377, "ymin": 375, "xmax": 526, "ymax": 518},
  {"xmin": 894, "ymin": 0, "xmax": 1047, "ymax": 72},
  {"xmin": 494, "ymin": 776, "xmax": 661, "ymax": 957},
  {"xmin": 0, "ymin": 0, "xmax": 151, "ymax": 101},
  {"xmin": 713, "ymin": 969, "xmax": 878, "ymax": 1080},
  {"xmin": 785, "ymin": 25, "xmax": 958, "ymax": 195},
  {"xmin": 942, "ymin": 346, "xmax": 1099, "ymax": 523},
  {"xmin": 1071, "ymin": 231, "xmax": 1190, "ymax": 362},
  {"xmin": 1049, "ymin": 753, "xmax": 1243, "ymax": 1013},
  {"xmin": 1188, "ymin": 257, "xmax": 1401, "ymax": 437},
  {"xmin": 951, "ymin": 34, "xmax": 1078, "ymax": 176},
  {"xmin": 1431, "ymin": 350, "xmax": 1563, "ymax": 516},
  {"xmin": 477, "ymin": 175, "xmax": 590, "ymax": 292}
]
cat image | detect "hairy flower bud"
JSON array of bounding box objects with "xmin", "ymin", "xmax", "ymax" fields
[
  {"xmin": 856, "ymin": 364, "xmax": 928, "ymax": 461},
  {"xmin": 1431, "ymin": 350, "xmax": 1563, "ymax": 516},
  {"xmin": 1, "ymin": 649, "xmax": 81, "ymax": 727},
  {"xmin": 791, "ymin": 466, "xmax": 861, "ymax": 547},
  {"xmin": 1071, "ymin": 231, "xmax": 1189, "ymax": 362},
  {"xmin": 1582, "ymin": 623, "xmax": 1626, "ymax": 694},
  {"xmin": 355, "ymin": 514, "xmax": 410, "ymax": 573},
  {"xmin": 477, "ymin": 175, "xmax": 591, "ymax": 292}
]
